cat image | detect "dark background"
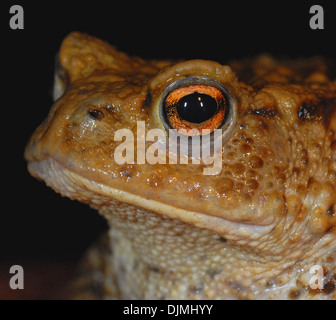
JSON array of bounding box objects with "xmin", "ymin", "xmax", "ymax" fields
[{"xmin": 1, "ymin": 0, "xmax": 335, "ymax": 298}]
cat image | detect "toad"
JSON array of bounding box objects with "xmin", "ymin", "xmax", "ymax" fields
[{"xmin": 25, "ymin": 32, "xmax": 336, "ymax": 299}]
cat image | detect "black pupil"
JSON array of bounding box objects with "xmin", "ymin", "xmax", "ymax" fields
[{"xmin": 176, "ymin": 92, "xmax": 218, "ymax": 123}]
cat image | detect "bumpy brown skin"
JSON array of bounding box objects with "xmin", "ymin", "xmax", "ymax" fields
[{"xmin": 25, "ymin": 32, "xmax": 336, "ymax": 299}]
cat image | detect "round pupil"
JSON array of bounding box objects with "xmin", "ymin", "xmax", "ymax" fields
[{"xmin": 176, "ymin": 92, "xmax": 218, "ymax": 124}]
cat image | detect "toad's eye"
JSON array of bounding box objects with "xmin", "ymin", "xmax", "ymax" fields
[{"xmin": 162, "ymin": 84, "xmax": 228, "ymax": 136}]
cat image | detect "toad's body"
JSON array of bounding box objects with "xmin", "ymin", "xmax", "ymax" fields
[{"xmin": 25, "ymin": 33, "xmax": 336, "ymax": 299}]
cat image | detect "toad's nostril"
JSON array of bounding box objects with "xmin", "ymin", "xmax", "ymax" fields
[{"xmin": 88, "ymin": 109, "xmax": 104, "ymax": 120}]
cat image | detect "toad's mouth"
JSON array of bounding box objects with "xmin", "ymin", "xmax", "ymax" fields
[{"xmin": 27, "ymin": 157, "xmax": 274, "ymax": 239}]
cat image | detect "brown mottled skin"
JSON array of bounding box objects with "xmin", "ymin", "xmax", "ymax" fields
[{"xmin": 25, "ymin": 32, "xmax": 336, "ymax": 299}]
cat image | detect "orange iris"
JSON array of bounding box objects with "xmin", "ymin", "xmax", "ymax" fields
[{"xmin": 163, "ymin": 85, "xmax": 227, "ymax": 136}]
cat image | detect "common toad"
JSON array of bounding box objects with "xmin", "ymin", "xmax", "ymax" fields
[{"xmin": 25, "ymin": 32, "xmax": 336, "ymax": 299}]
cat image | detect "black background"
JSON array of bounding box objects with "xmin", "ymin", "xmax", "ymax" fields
[{"xmin": 1, "ymin": 0, "xmax": 335, "ymax": 299}]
